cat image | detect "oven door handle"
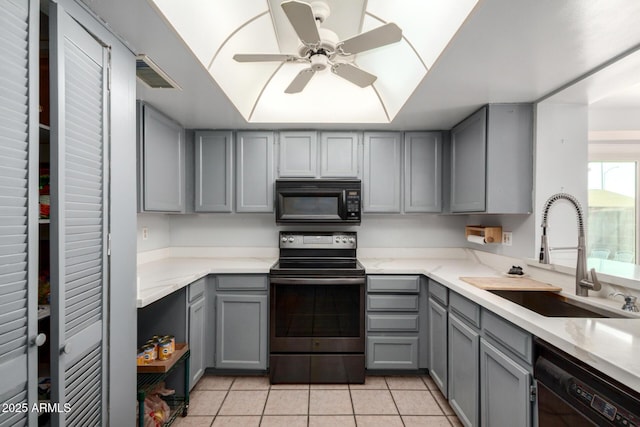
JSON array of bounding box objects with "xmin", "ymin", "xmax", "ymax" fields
[{"xmin": 270, "ymin": 277, "xmax": 365, "ymax": 286}]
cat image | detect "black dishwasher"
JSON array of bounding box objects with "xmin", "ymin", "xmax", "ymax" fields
[{"xmin": 534, "ymin": 338, "xmax": 639, "ymax": 426}]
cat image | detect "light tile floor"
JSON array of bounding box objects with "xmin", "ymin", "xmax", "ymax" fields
[{"xmin": 173, "ymin": 375, "xmax": 463, "ymax": 427}]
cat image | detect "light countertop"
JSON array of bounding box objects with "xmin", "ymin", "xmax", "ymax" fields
[{"xmin": 137, "ymin": 248, "xmax": 640, "ymax": 391}]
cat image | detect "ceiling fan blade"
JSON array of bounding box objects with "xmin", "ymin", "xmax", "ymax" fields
[
  {"xmin": 331, "ymin": 63, "xmax": 377, "ymax": 88},
  {"xmin": 281, "ymin": 0, "xmax": 321, "ymax": 47},
  {"xmin": 233, "ymin": 53, "xmax": 298, "ymax": 62},
  {"xmin": 285, "ymin": 68, "xmax": 315, "ymax": 93},
  {"xmin": 338, "ymin": 23, "xmax": 402, "ymax": 55}
]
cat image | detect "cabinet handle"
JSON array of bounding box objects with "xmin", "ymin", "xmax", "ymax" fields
[{"xmin": 31, "ymin": 333, "xmax": 47, "ymax": 347}]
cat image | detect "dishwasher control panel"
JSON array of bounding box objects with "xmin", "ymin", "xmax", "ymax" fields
[{"xmin": 570, "ymin": 380, "xmax": 638, "ymax": 427}]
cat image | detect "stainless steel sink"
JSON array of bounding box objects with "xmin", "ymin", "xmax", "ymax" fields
[{"xmin": 488, "ymin": 290, "xmax": 627, "ymax": 318}]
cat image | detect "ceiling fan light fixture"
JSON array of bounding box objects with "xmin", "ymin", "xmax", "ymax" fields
[{"xmin": 310, "ymin": 54, "xmax": 328, "ymax": 71}]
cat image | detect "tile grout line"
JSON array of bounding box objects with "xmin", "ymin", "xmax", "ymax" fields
[{"xmin": 384, "ymin": 376, "xmax": 407, "ymax": 427}]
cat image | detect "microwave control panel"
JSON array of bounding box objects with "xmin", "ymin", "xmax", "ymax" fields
[{"xmin": 346, "ymin": 190, "xmax": 361, "ymax": 219}]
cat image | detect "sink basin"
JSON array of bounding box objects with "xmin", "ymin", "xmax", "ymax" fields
[{"xmin": 488, "ymin": 290, "xmax": 627, "ymax": 318}]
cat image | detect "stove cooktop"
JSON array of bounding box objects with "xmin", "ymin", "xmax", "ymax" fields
[{"xmin": 269, "ymin": 259, "xmax": 366, "ymax": 277}]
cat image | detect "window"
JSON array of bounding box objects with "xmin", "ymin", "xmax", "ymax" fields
[{"xmin": 587, "ymin": 162, "xmax": 637, "ymax": 263}]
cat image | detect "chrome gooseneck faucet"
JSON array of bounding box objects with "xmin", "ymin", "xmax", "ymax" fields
[{"xmin": 539, "ymin": 193, "xmax": 601, "ymax": 296}]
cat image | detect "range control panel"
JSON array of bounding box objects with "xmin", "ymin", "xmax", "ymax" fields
[{"xmin": 279, "ymin": 232, "xmax": 357, "ymax": 249}]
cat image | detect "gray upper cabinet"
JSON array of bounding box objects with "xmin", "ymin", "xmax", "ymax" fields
[
  {"xmin": 194, "ymin": 131, "xmax": 233, "ymax": 212},
  {"xmin": 450, "ymin": 107, "xmax": 487, "ymax": 213},
  {"xmin": 320, "ymin": 131, "xmax": 359, "ymax": 178},
  {"xmin": 236, "ymin": 131, "xmax": 274, "ymax": 212},
  {"xmin": 450, "ymin": 104, "xmax": 533, "ymax": 214},
  {"xmin": 277, "ymin": 131, "xmax": 359, "ymax": 178},
  {"xmin": 404, "ymin": 132, "xmax": 442, "ymax": 213},
  {"xmin": 363, "ymin": 132, "xmax": 402, "ymax": 212},
  {"xmin": 137, "ymin": 102, "xmax": 185, "ymax": 212},
  {"xmin": 278, "ymin": 131, "xmax": 318, "ymax": 177}
]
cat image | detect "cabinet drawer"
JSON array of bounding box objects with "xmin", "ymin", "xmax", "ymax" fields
[
  {"xmin": 367, "ymin": 336, "xmax": 419, "ymax": 370},
  {"xmin": 367, "ymin": 275, "xmax": 420, "ymax": 293},
  {"xmin": 429, "ymin": 280, "xmax": 448, "ymax": 306},
  {"xmin": 449, "ymin": 292, "xmax": 480, "ymax": 328},
  {"xmin": 367, "ymin": 294, "xmax": 419, "ymax": 312},
  {"xmin": 367, "ymin": 314, "xmax": 419, "ymax": 332},
  {"xmin": 482, "ymin": 310, "xmax": 532, "ymax": 365},
  {"xmin": 216, "ymin": 275, "xmax": 268, "ymax": 290},
  {"xmin": 188, "ymin": 278, "xmax": 206, "ymax": 302}
]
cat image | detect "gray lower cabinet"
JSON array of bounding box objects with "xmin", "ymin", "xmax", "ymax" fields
[
  {"xmin": 404, "ymin": 132, "xmax": 442, "ymax": 212},
  {"xmin": 428, "ymin": 297, "xmax": 448, "ymax": 396},
  {"xmin": 215, "ymin": 293, "xmax": 268, "ymax": 369},
  {"xmin": 236, "ymin": 131, "xmax": 274, "ymax": 212},
  {"xmin": 448, "ymin": 314, "xmax": 480, "ymax": 427},
  {"xmin": 449, "ymin": 104, "xmax": 533, "ymax": 214},
  {"xmin": 366, "ymin": 275, "xmax": 426, "ymax": 370},
  {"xmin": 137, "ymin": 101, "xmax": 185, "ymax": 212},
  {"xmin": 188, "ymin": 295, "xmax": 206, "ymax": 389},
  {"xmin": 363, "ymin": 132, "xmax": 402, "ymax": 212},
  {"xmin": 194, "ymin": 131, "xmax": 233, "ymax": 212},
  {"xmin": 480, "ymin": 339, "xmax": 532, "ymax": 427}
]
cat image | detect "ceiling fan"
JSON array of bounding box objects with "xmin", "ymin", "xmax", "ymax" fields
[{"xmin": 233, "ymin": 0, "xmax": 403, "ymax": 93}]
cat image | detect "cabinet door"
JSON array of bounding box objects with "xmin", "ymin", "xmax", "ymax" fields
[
  {"xmin": 189, "ymin": 297, "xmax": 206, "ymax": 389},
  {"xmin": 138, "ymin": 103, "xmax": 185, "ymax": 212},
  {"xmin": 320, "ymin": 132, "xmax": 359, "ymax": 178},
  {"xmin": 404, "ymin": 132, "xmax": 442, "ymax": 212},
  {"xmin": 480, "ymin": 339, "xmax": 532, "ymax": 427},
  {"xmin": 0, "ymin": 1, "xmax": 39, "ymax": 425},
  {"xmin": 50, "ymin": 5, "xmax": 109, "ymax": 424},
  {"xmin": 363, "ymin": 132, "xmax": 401, "ymax": 212},
  {"xmin": 366, "ymin": 336, "xmax": 419, "ymax": 370},
  {"xmin": 448, "ymin": 314, "xmax": 480, "ymax": 427},
  {"xmin": 216, "ymin": 294, "xmax": 268, "ymax": 369},
  {"xmin": 450, "ymin": 107, "xmax": 486, "ymax": 213},
  {"xmin": 236, "ymin": 131, "xmax": 274, "ymax": 212},
  {"xmin": 194, "ymin": 131, "xmax": 233, "ymax": 212},
  {"xmin": 428, "ymin": 298, "xmax": 448, "ymax": 397},
  {"xmin": 278, "ymin": 131, "xmax": 317, "ymax": 177}
]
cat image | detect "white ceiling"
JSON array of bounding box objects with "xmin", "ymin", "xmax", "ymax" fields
[{"xmin": 81, "ymin": 0, "xmax": 640, "ymax": 130}]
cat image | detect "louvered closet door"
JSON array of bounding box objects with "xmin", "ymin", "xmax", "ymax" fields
[
  {"xmin": 0, "ymin": 0, "xmax": 39, "ymax": 426},
  {"xmin": 49, "ymin": 4, "xmax": 109, "ymax": 426}
]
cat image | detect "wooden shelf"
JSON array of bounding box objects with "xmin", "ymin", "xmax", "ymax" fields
[
  {"xmin": 137, "ymin": 343, "xmax": 188, "ymax": 374},
  {"xmin": 465, "ymin": 225, "xmax": 502, "ymax": 243}
]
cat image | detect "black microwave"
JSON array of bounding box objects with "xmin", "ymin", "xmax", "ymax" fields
[{"xmin": 275, "ymin": 179, "xmax": 361, "ymax": 225}]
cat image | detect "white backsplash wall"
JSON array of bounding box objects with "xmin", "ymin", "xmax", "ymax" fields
[
  {"xmin": 166, "ymin": 213, "xmax": 468, "ymax": 249},
  {"xmin": 137, "ymin": 213, "xmax": 171, "ymax": 251},
  {"xmin": 136, "ymin": 212, "xmax": 540, "ymax": 256}
]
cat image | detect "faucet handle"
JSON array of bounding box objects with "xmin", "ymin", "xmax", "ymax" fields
[
  {"xmin": 610, "ymin": 292, "xmax": 639, "ymax": 312},
  {"xmin": 589, "ymin": 268, "xmax": 602, "ymax": 291}
]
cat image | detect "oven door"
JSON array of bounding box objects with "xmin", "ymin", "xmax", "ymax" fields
[
  {"xmin": 275, "ymin": 188, "xmax": 347, "ymax": 223},
  {"xmin": 270, "ymin": 277, "xmax": 365, "ymax": 353}
]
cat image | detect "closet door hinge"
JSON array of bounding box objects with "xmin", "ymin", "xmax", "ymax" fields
[
  {"xmin": 530, "ymin": 384, "xmax": 537, "ymax": 402},
  {"xmin": 107, "ymin": 233, "xmax": 112, "ymax": 257}
]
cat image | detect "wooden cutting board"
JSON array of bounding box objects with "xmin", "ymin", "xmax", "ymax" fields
[{"xmin": 459, "ymin": 276, "xmax": 562, "ymax": 291}]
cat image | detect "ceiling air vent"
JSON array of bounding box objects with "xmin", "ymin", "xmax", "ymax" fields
[{"xmin": 136, "ymin": 55, "xmax": 181, "ymax": 89}]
